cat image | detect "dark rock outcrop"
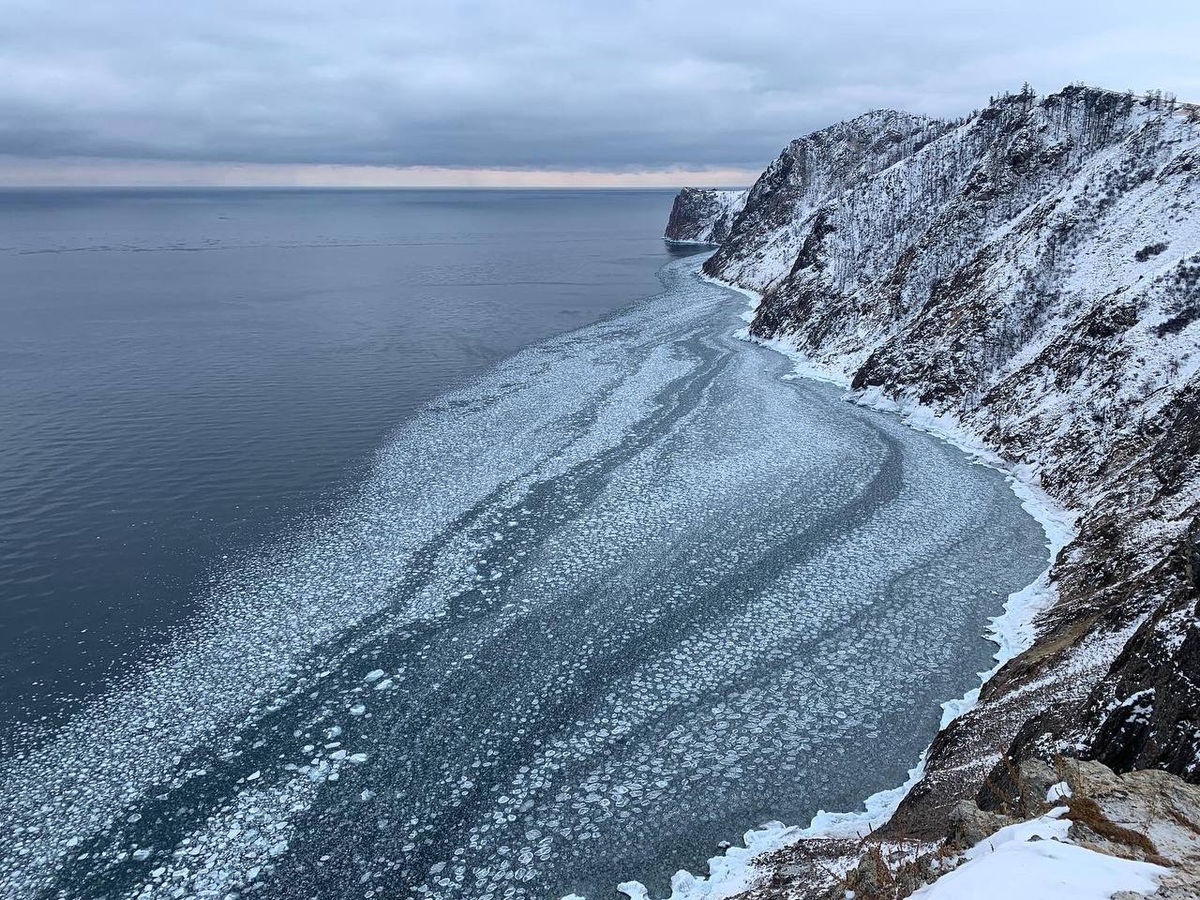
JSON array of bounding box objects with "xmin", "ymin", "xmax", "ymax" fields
[
  {"xmin": 664, "ymin": 187, "xmax": 747, "ymax": 244},
  {"xmin": 667, "ymin": 84, "xmax": 1200, "ymax": 895}
]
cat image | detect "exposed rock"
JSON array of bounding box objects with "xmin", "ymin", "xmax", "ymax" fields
[
  {"xmin": 663, "ymin": 187, "xmax": 747, "ymax": 244},
  {"xmin": 734, "ymin": 837, "xmax": 858, "ymax": 900},
  {"xmin": 1188, "ymin": 516, "xmax": 1200, "ymax": 590},
  {"xmin": 1062, "ymin": 759, "xmax": 1200, "ymax": 863},
  {"xmin": 665, "ymin": 84, "xmax": 1200, "ymax": 896},
  {"xmin": 845, "ymin": 847, "xmax": 896, "ymax": 896},
  {"xmin": 946, "ymin": 800, "xmax": 1016, "ymax": 850},
  {"xmin": 1059, "ymin": 759, "xmax": 1200, "ymax": 898},
  {"xmin": 975, "ymin": 757, "xmax": 1060, "ymax": 821},
  {"xmin": 745, "ymin": 760, "xmax": 1200, "ymax": 900}
]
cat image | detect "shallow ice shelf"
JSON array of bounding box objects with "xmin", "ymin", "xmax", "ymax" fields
[{"xmin": 0, "ymin": 257, "xmax": 1048, "ymax": 900}]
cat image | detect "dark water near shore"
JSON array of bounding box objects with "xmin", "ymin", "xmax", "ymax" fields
[
  {"xmin": 0, "ymin": 190, "xmax": 1048, "ymax": 900},
  {"xmin": 0, "ymin": 188, "xmax": 680, "ymax": 728}
]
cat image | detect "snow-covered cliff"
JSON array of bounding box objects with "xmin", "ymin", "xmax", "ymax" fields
[
  {"xmin": 664, "ymin": 187, "xmax": 747, "ymax": 244},
  {"xmin": 667, "ymin": 84, "xmax": 1200, "ymax": 895}
]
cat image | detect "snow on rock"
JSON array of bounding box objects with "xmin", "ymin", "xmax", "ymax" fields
[
  {"xmin": 664, "ymin": 188, "xmax": 749, "ymax": 245},
  {"xmin": 911, "ymin": 809, "xmax": 1165, "ymax": 900},
  {"xmin": 911, "ymin": 758, "xmax": 1200, "ymax": 900},
  {"xmin": 666, "ymin": 82, "xmax": 1200, "ymax": 895}
]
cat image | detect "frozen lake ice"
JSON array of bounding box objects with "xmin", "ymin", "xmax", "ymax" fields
[{"xmin": 0, "ymin": 256, "xmax": 1048, "ymax": 900}]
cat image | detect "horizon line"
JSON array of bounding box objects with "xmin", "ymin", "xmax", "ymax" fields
[
  {"xmin": 0, "ymin": 183, "xmax": 752, "ymax": 191},
  {"xmin": 0, "ymin": 158, "xmax": 763, "ymax": 190}
]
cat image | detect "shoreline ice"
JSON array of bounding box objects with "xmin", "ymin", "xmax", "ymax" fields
[
  {"xmin": 587, "ymin": 263, "xmax": 1079, "ymax": 900},
  {"xmin": 0, "ymin": 253, "xmax": 1059, "ymax": 900}
]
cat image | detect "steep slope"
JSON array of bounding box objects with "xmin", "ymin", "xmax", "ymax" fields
[
  {"xmin": 664, "ymin": 187, "xmax": 748, "ymax": 244},
  {"xmin": 666, "ymin": 84, "xmax": 1200, "ymax": 893},
  {"xmin": 704, "ymin": 108, "xmax": 951, "ymax": 294}
]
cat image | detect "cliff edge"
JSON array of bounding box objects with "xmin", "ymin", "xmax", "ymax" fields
[
  {"xmin": 668, "ymin": 84, "xmax": 1200, "ymax": 896},
  {"xmin": 664, "ymin": 187, "xmax": 748, "ymax": 244}
]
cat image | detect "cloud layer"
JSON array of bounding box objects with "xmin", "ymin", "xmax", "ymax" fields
[{"xmin": 1, "ymin": 0, "xmax": 1198, "ymax": 178}]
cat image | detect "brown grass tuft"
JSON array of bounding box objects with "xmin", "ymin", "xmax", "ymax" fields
[{"xmin": 1065, "ymin": 795, "xmax": 1171, "ymax": 866}]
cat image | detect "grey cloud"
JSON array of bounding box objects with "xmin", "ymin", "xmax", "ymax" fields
[{"xmin": 0, "ymin": 0, "xmax": 1198, "ymax": 171}]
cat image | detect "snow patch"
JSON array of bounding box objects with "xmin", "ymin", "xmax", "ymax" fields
[{"xmin": 912, "ymin": 808, "xmax": 1166, "ymax": 900}]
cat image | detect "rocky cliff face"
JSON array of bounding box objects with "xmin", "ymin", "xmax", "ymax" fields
[
  {"xmin": 664, "ymin": 187, "xmax": 748, "ymax": 244},
  {"xmin": 667, "ymin": 84, "xmax": 1200, "ymax": 893}
]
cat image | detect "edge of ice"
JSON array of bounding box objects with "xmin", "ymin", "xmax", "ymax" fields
[{"xmin": 578, "ymin": 265, "xmax": 1079, "ymax": 900}]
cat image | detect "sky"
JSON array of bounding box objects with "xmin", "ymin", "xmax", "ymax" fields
[{"xmin": 1, "ymin": 0, "xmax": 1198, "ymax": 187}]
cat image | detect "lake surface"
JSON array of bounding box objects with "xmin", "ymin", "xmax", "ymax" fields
[
  {"xmin": 0, "ymin": 190, "xmax": 1047, "ymax": 900},
  {"xmin": 0, "ymin": 188, "xmax": 679, "ymax": 728}
]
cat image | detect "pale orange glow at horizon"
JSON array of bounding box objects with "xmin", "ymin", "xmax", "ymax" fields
[{"xmin": 0, "ymin": 157, "xmax": 759, "ymax": 189}]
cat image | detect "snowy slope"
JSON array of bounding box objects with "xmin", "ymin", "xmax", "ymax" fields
[
  {"xmin": 666, "ymin": 83, "xmax": 1200, "ymax": 891},
  {"xmin": 911, "ymin": 808, "xmax": 1165, "ymax": 900},
  {"xmin": 664, "ymin": 187, "xmax": 748, "ymax": 244}
]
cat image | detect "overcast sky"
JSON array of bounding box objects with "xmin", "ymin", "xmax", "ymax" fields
[{"xmin": 2, "ymin": 0, "xmax": 1198, "ymax": 186}]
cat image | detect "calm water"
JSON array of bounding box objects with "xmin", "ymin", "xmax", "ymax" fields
[
  {"xmin": 0, "ymin": 191, "xmax": 1048, "ymax": 900},
  {"xmin": 0, "ymin": 188, "xmax": 681, "ymax": 728}
]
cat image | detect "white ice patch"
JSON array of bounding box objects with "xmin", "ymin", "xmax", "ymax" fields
[
  {"xmin": 572, "ymin": 264, "xmax": 1067, "ymax": 900},
  {"xmin": 2, "ymin": 258, "xmax": 1051, "ymax": 900}
]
